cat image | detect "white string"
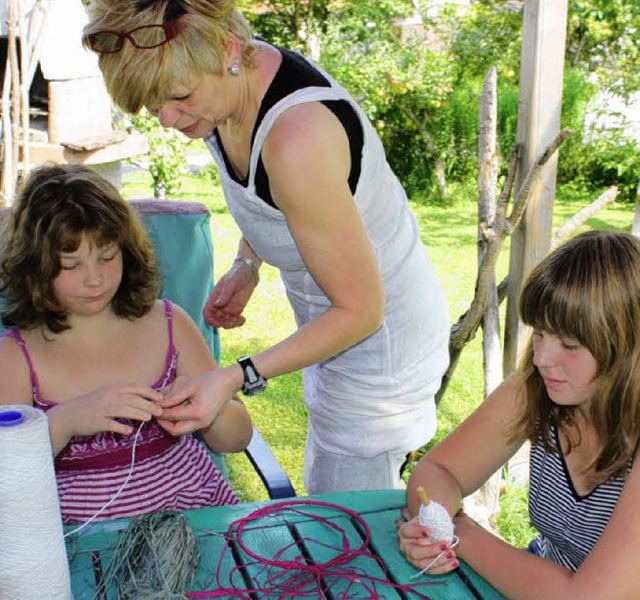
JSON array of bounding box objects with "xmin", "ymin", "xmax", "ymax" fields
[
  {"xmin": 0, "ymin": 405, "xmax": 72, "ymax": 599},
  {"xmin": 64, "ymin": 420, "xmax": 146, "ymax": 538},
  {"xmin": 65, "ymin": 395, "xmax": 234, "ymax": 537},
  {"xmin": 410, "ymin": 535, "xmax": 460, "ymax": 578},
  {"xmin": 65, "ymin": 397, "xmax": 234, "ymax": 537}
]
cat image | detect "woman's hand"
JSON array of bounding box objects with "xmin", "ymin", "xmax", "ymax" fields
[
  {"xmin": 397, "ymin": 508, "xmax": 460, "ymax": 575},
  {"xmin": 159, "ymin": 373, "xmax": 252, "ymax": 452},
  {"xmin": 203, "ymin": 260, "xmax": 258, "ymax": 329},
  {"xmin": 157, "ymin": 370, "xmax": 239, "ymax": 435},
  {"xmin": 47, "ymin": 384, "xmax": 164, "ymax": 453}
]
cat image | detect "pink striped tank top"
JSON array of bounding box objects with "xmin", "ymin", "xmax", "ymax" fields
[{"xmin": 3, "ymin": 299, "xmax": 238, "ymax": 524}]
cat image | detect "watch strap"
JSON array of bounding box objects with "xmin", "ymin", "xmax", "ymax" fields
[{"xmin": 237, "ymin": 356, "xmax": 268, "ymax": 396}]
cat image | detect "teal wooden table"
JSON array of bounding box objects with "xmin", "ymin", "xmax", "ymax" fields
[{"xmin": 64, "ymin": 489, "xmax": 505, "ymax": 599}]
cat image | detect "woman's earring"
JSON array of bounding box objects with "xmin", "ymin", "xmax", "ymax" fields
[{"xmin": 229, "ymin": 59, "xmax": 241, "ymax": 76}]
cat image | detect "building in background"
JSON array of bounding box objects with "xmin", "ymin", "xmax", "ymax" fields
[{"xmin": 0, "ymin": 0, "xmax": 147, "ymax": 196}]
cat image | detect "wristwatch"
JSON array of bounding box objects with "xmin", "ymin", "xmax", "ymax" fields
[{"xmin": 237, "ymin": 356, "xmax": 268, "ymax": 396}]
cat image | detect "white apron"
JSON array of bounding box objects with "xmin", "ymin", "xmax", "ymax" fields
[{"xmin": 205, "ymin": 56, "xmax": 450, "ymax": 458}]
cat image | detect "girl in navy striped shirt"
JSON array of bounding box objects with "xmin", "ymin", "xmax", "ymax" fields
[{"xmin": 399, "ymin": 230, "xmax": 640, "ymax": 600}]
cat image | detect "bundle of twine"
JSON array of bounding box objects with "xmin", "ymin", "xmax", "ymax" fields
[{"xmin": 102, "ymin": 512, "xmax": 199, "ymax": 599}]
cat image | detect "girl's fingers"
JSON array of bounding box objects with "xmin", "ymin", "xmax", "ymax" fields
[{"xmin": 427, "ymin": 555, "xmax": 460, "ymax": 574}]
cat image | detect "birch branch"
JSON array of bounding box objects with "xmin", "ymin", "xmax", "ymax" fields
[
  {"xmin": 551, "ymin": 186, "xmax": 619, "ymax": 249},
  {"xmin": 436, "ymin": 130, "xmax": 572, "ymax": 404}
]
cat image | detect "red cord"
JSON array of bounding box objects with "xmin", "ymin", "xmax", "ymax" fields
[{"xmin": 188, "ymin": 499, "xmax": 439, "ymax": 599}]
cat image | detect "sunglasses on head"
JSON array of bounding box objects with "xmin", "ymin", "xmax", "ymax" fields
[{"xmin": 85, "ymin": 21, "xmax": 180, "ymax": 54}]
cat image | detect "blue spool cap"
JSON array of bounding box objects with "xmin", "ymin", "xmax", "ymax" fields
[{"xmin": 0, "ymin": 410, "xmax": 24, "ymax": 427}]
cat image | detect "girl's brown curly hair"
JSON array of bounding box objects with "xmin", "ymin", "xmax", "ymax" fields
[{"xmin": 0, "ymin": 163, "xmax": 160, "ymax": 333}]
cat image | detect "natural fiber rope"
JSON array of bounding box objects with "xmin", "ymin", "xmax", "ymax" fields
[{"xmin": 102, "ymin": 512, "xmax": 199, "ymax": 600}]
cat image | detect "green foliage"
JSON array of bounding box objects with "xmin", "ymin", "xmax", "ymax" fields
[
  {"xmin": 240, "ymin": 0, "xmax": 637, "ymax": 204},
  {"xmin": 129, "ymin": 110, "xmax": 188, "ymax": 198},
  {"xmin": 496, "ymin": 83, "xmax": 520, "ymax": 159},
  {"xmin": 567, "ymin": 0, "xmax": 640, "ymax": 95},
  {"xmin": 556, "ymin": 67, "xmax": 599, "ymax": 182},
  {"xmin": 245, "ymin": 0, "xmax": 458, "ymax": 200},
  {"xmin": 497, "ymin": 483, "xmax": 538, "ymax": 548},
  {"xmin": 194, "ymin": 163, "xmax": 221, "ymax": 189},
  {"xmin": 557, "ymin": 67, "xmax": 639, "ymax": 201},
  {"xmin": 581, "ymin": 138, "xmax": 640, "ymax": 202},
  {"xmin": 245, "ymin": 0, "xmax": 411, "ymax": 56},
  {"xmin": 316, "ymin": 0, "xmax": 525, "ymax": 201},
  {"xmin": 449, "ymin": 0, "xmax": 523, "ymax": 82}
]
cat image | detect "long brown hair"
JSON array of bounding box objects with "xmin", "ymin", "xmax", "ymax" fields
[
  {"xmin": 508, "ymin": 230, "xmax": 640, "ymax": 483},
  {"xmin": 0, "ymin": 164, "xmax": 160, "ymax": 332}
]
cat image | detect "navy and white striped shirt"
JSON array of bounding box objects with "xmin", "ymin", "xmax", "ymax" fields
[{"xmin": 529, "ymin": 424, "xmax": 628, "ymax": 571}]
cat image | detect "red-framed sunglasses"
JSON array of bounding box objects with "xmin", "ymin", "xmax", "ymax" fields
[{"xmin": 85, "ymin": 22, "xmax": 180, "ymax": 54}]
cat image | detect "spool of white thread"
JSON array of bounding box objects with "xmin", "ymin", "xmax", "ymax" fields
[{"xmin": 0, "ymin": 405, "xmax": 72, "ymax": 600}]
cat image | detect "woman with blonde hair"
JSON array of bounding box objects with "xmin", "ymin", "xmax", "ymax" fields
[{"xmin": 83, "ymin": 0, "xmax": 450, "ymax": 494}]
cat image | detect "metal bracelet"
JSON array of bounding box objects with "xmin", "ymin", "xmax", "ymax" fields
[{"xmin": 234, "ymin": 255, "xmax": 260, "ymax": 285}]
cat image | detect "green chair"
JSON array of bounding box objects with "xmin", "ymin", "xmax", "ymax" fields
[{"xmin": 0, "ymin": 199, "xmax": 295, "ymax": 499}]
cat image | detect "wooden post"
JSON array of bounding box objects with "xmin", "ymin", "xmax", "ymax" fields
[
  {"xmin": 465, "ymin": 65, "xmax": 502, "ymax": 533},
  {"xmin": 8, "ymin": 0, "xmax": 20, "ymax": 198},
  {"xmin": 478, "ymin": 66, "xmax": 502, "ymax": 397},
  {"xmin": 0, "ymin": 0, "xmax": 51, "ymax": 204},
  {"xmin": 503, "ymin": 0, "xmax": 569, "ymax": 375}
]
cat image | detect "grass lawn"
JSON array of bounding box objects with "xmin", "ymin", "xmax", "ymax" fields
[{"xmin": 123, "ymin": 164, "xmax": 634, "ymax": 546}]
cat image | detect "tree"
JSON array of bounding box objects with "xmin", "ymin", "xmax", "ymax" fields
[
  {"xmin": 243, "ymin": 0, "xmax": 637, "ymax": 202},
  {"xmin": 129, "ymin": 110, "xmax": 188, "ymax": 199},
  {"xmin": 567, "ymin": 0, "xmax": 640, "ymax": 96},
  {"xmin": 245, "ymin": 0, "xmax": 461, "ymax": 200}
]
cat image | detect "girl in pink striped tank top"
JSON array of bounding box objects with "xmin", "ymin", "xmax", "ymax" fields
[{"xmin": 0, "ymin": 164, "xmax": 253, "ymax": 524}]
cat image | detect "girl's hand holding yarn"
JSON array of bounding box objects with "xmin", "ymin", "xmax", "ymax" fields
[
  {"xmin": 417, "ymin": 487, "xmax": 455, "ymax": 545},
  {"xmin": 409, "ymin": 486, "xmax": 460, "ymax": 578},
  {"xmin": 49, "ymin": 384, "xmax": 163, "ymax": 441}
]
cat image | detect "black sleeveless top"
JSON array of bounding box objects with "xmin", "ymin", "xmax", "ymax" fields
[{"xmin": 213, "ymin": 45, "xmax": 364, "ymax": 208}]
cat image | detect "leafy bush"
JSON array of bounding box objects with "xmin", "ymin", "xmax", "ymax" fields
[
  {"xmin": 129, "ymin": 110, "xmax": 188, "ymax": 198},
  {"xmin": 556, "ymin": 68, "xmax": 599, "ymax": 183},
  {"xmin": 582, "ymin": 137, "xmax": 640, "ymax": 202},
  {"xmin": 241, "ymin": 1, "xmax": 637, "ymax": 205}
]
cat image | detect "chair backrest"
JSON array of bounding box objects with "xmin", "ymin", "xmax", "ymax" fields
[{"xmin": 0, "ymin": 199, "xmax": 220, "ymax": 362}]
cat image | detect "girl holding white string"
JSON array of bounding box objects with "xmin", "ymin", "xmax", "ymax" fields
[
  {"xmin": 0, "ymin": 163, "xmax": 252, "ymax": 524},
  {"xmin": 399, "ymin": 230, "xmax": 640, "ymax": 600}
]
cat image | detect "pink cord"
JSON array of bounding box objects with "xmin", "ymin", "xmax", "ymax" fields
[{"xmin": 188, "ymin": 499, "xmax": 440, "ymax": 599}]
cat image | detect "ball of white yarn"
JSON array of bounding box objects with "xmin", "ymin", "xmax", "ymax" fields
[{"xmin": 418, "ymin": 498, "xmax": 455, "ymax": 544}]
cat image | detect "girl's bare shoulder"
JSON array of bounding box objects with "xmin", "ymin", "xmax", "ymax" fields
[{"xmin": 0, "ymin": 332, "xmax": 35, "ymax": 405}]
